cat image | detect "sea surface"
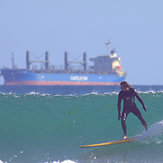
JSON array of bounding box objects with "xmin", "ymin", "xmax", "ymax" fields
[{"xmin": 0, "ymin": 85, "xmax": 163, "ymax": 163}]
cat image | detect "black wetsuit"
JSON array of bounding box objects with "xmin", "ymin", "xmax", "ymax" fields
[{"xmin": 117, "ymin": 88, "xmax": 148, "ymax": 136}]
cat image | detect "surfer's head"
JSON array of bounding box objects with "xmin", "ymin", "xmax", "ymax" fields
[{"xmin": 120, "ymin": 81, "xmax": 131, "ymax": 91}]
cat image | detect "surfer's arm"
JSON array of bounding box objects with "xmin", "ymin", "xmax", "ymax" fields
[
  {"xmin": 134, "ymin": 90, "xmax": 147, "ymax": 112},
  {"xmin": 117, "ymin": 92, "xmax": 122, "ymax": 120}
]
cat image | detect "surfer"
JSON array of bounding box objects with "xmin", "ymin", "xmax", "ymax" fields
[{"xmin": 117, "ymin": 81, "xmax": 148, "ymax": 139}]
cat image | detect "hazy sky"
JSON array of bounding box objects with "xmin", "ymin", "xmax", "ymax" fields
[{"xmin": 0, "ymin": 0, "xmax": 163, "ymax": 85}]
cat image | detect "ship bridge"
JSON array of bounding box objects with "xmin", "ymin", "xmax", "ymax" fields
[{"xmin": 90, "ymin": 48, "xmax": 126, "ymax": 76}]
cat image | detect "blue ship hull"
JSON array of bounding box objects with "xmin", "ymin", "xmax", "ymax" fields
[{"xmin": 1, "ymin": 69, "xmax": 125, "ymax": 86}]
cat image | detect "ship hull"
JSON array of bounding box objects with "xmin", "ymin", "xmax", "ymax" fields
[{"xmin": 1, "ymin": 69, "xmax": 125, "ymax": 86}]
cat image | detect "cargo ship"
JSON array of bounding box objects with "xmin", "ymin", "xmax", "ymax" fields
[{"xmin": 0, "ymin": 42, "xmax": 126, "ymax": 86}]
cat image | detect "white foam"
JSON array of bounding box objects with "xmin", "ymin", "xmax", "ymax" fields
[
  {"xmin": 137, "ymin": 120, "xmax": 163, "ymax": 143},
  {"xmin": 44, "ymin": 160, "xmax": 77, "ymax": 163},
  {"xmin": 1, "ymin": 89, "xmax": 163, "ymax": 97},
  {"xmin": 26, "ymin": 92, "xmax": 51, "ymax": 96},
  {"xmin": 0, "ymin": 160, "xmax": 7, "ymax": 163}
]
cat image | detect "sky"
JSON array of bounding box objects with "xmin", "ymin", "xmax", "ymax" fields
[{"xmin": 0, "ymin": 0, "xmax": 163, "ymax": 85}]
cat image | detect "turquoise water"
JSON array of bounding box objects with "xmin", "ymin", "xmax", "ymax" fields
[{"xmin": 0, "ymin": 86, "xmax": 163, "ymax": 163}]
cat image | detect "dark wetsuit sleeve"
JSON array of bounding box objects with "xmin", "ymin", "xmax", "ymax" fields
[
  {"xmin": 117, "ymin": 92, "xmax": 122, "ymax": 113},
  {"xmin": 134, "ymin": 90, "xmax": 146, "ymax": 108}
]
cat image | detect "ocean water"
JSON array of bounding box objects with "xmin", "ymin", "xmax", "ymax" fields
[{"xmin": 0, "ymin": 85, "xmax": 163, "ymax": 163}]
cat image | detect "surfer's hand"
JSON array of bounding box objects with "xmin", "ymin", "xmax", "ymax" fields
[
  {"xmin": 143, "ymin": 105, "xmax": 147, "ymax": 112},
  {"xmin": 118, "ymin": 112, "xmax": 121, "ymax": 120}
]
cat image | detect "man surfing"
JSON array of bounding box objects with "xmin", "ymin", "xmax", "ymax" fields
[{"xmin": 117, "ymin": 81, "xmax": 148, "ymax": 139}]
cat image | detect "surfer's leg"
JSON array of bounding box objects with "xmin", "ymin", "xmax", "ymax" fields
[
  {"xmin": 121, "ymin": 112, "xmax": 128, "ymax": 138},
  {"xmin": 133, "ymin": 108, "xmax": 148, "ymax": 130}
]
